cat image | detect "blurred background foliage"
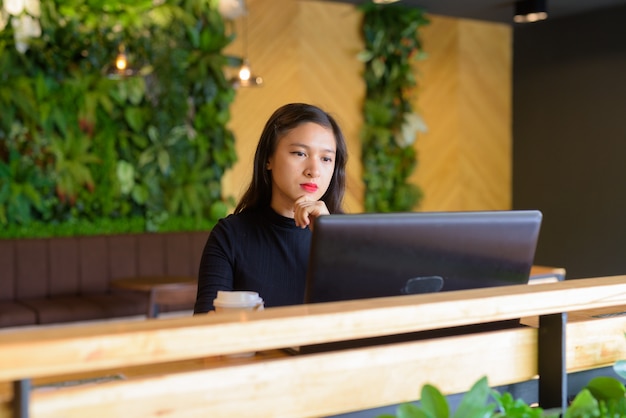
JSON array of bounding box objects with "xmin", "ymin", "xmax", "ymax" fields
[
  {"xmin": 0, "ymin": 0, "xmax": 238, "ymax": 238},
  {"xmin": 359, "ymin": 1, "xmax": 429, "ymax": 212}
]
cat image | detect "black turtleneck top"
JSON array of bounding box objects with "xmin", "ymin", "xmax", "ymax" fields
[{"xmin": 194, "ymin": 207, "xmax": 312, "ymax": 313}]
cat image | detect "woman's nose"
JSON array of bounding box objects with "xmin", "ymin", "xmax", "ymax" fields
[{"xmin": 305, "ymin": 160, "xmax": 320, "ymax": 178}]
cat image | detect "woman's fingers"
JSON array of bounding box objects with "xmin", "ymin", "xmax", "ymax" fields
[{"xmin": 294, "ymin": 196, "xmax": 329, "ymax": 229}]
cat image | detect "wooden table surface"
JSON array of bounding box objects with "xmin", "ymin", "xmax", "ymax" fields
[
  {"xmin": 110, "ymin": 276, "xmax": 197, "ymax": 291},
  {"xmin": 110, "ymin": 276, "xmax": 197, "ymax": 318}
]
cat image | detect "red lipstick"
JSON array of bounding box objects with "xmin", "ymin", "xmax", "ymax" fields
[{"xmin": 301, "ymin": 183, "xmax": 318, "ymax": 193}]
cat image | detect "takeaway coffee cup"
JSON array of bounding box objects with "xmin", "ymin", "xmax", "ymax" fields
[
  {"xmin": 213, "ymin": 291, "xmax": 264, "ymax": 313},
  {"xmin": 213, "ymin": 291, "xmax": 264, "ymax": 358}
]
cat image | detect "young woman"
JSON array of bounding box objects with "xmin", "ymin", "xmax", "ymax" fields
[{"xmin": 194, "ymin": 103, "xmax": 348, "ymax": 313}]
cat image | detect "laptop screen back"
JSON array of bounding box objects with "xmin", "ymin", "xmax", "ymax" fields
[{"xmin": 304, "ymin": 210, "xmax": 542, "ymax": 304}]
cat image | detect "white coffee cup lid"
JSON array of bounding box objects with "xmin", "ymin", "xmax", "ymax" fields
[{"xmin": 214, "ymin": 291, "xmax": 263, "ymax": 308}]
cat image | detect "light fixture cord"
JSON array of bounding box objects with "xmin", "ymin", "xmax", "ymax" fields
[{"xmin": 242, "ymin": 1, "xmax": 249, "ymax": 61}]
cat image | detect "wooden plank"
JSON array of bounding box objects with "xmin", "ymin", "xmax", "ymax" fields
[
  {"xmin": 457, "ymin": 20, "xmax": 512, "ymax": 210},
  {"xmin": 566, "ymin": 314, "xmax": 626, "ymax": 372},
  {"xmin": 0, "ymin": 402, "xmax": 9, "ymax": 418},
  {"xmin": 0, "ymin": 350, "xmax": 284, "ymax": 410},
  {"xmin": 413, "ymin": 17, "xmax": 512, "ymax": 212},
  {"xmin": 2, "ymin": 314, "xmax": 623, "ymax": 418},
  {"xmin": 29, "ymin": 329, "xmax": 537, "ymax": 418},
  {"xmin": 0, "ymin": 276, "xmax": 626, "ymax": 381}
]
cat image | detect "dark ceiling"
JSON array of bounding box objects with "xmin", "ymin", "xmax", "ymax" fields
[{"xmin": 320, "ymin": 0, "xmax": 626, "ymax": 24}]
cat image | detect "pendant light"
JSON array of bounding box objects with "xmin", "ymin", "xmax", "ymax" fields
[
  {"xmin": 231, "ymin": 1, "xmax": 263, "ymax": 88},
  {"xmin": 108, "ymin": 43, "xmax": 135, "ymax": 78},
  {"xmin": 514, "ymin": 0, "xmax": 548, "ymax": 23}
]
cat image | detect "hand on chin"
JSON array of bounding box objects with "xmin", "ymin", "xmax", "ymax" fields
[{"xmin": 293, "ymin": 195, "xmax": 329, "ymax": 230}]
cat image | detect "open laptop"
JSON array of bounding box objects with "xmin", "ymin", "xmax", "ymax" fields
[
  {"xmin": 305, "ymin": 210, "xmax": 542, "ymax": 303},
  {"xmin": 290, "ymin": 210, "xmax": 542, "ymax": 354}
]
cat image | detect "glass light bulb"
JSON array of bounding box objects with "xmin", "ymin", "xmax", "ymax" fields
[
  {"xmin": 115, "ymin": 53, "xmax": 127, "ymax": 71},
  {"xmin": 238, "ymin": 63, "xmax": 251, "ymax": 81}
]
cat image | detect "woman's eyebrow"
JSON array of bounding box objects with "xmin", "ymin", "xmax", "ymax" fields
[{"xmin": 289, "ymin": 142, "xmax": 336, "ymax": 154}]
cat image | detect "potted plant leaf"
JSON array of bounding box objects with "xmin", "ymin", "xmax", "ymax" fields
[{"xmin": 378, "ymin": 360, "xmax": 626, "ymax": 418}]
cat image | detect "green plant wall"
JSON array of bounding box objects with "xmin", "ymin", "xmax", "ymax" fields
[
  {"xmin": 359, "ymin": 1, "xmax": 429, "ymax": 212},
  {"xmin": 0, "ymin": 0, "xmax": 238, "ymax": 238}
]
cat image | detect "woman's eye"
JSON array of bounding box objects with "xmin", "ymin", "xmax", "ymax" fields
[
  {"xmin": 322, "ymin": 157, "xmax": 333, "ymax": 163},
  {"xmin": 292, "ymin": 151, "xmax": 306, "ymax": 157}
]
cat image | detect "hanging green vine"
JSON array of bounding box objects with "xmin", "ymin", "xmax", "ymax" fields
[{"xmin": 358, "ymin": 1, "xmax": 429, "ymax": 212}]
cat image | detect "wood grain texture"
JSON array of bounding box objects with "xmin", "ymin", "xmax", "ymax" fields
[
  {"xmin": 413, "ymin": 17, "xmax": 512, "ymax": 211},
  {"xmin": 221, "ymin": 2, "xmax": 511, "ymax": 213},
  {"xmin": 1, "ymin": 276, "xmax": 626, "ymax": 381},
  {"xmin": 223, "ymin": 0, "xmax": 365, "ymax": 213},
  {"xmin": 28, "ymin": 329, "xmax": 537, "ymax": 418},
  {"xmin": 410, "ymin": 17, "xmax": 462, "ymax": 211},
  {"xmin": 24, "ymin": 317, "xmax": 626, "ymax": 418},
  {"xmin": 0, "ymin": 276, "xmax": 625, "ymax": 417}
]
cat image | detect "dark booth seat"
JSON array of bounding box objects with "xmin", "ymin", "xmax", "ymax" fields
[
  {"xmin": 84, "ymin": 292, "xmax": 150, "ymax": 318},
  {"xmin": 0, "ymin": 230, "xmax": 208, "ymax": 328},
  {"xmin": 0, "ymin": 301, "xmax": 37, "ymax": 328},
  {"xmin": 18, "ymin": 293, "xmax": 149, "ymax": 325},
  {"xmin": 18, "ymin": 297, "xmax": 111, "ymax": 325}
]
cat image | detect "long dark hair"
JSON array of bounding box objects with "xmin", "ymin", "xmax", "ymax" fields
[{"xmin": 234, "ymin": 103, "xmax": 347, "ymax": 215}]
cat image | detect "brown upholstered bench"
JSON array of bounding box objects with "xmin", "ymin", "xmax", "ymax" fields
[
  {"xmin": 0, "ymin": 231, "xmax": 208, "ymax": 328},
  {"xmin": 0, "ymin": 301, "xmax": 37, "ymax": 327}
]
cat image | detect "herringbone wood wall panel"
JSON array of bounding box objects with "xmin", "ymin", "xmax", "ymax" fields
[
  {"xmin": 458, "ymin": 20, "xmax": 512, "ymax": 211},
  {"xmin": 223, "ymin": 0, "xmax": 365, "ymax": 213},
  {"xmin": 413, "ymin": 16, "xmax": 512, "ymax": 211},
  {"xmin": 410, "ymin": 16, "xmax": 462, "ymax": 211},
  {"xmin": 298, "ymin": 1, "xmax": 365, "ymax": 213},
  {"xmin": 222, "ymin": 0, "xmax": 511, "ymax": 214}
]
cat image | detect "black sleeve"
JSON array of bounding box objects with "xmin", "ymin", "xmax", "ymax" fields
[{"xmin": 194, "ymin": 220, "xmax": 235, "ymax": 313}]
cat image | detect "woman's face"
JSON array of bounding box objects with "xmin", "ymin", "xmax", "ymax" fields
[{"xmin": 267, "ymin": 122, "xmax": 337, "ymax": 217}]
